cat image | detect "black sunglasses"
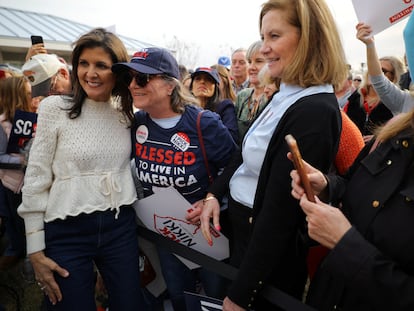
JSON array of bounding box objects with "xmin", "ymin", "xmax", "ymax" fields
[
  {"xmin": 381, "ymin": 68, "xmax": 394, "ymax": 76},
  {"xmin": 122, "ymin": 71, "xmax": 157, "ymax": 87},
  {"xmin": 353, "ymin": 78, "xmax": 361, "ymax": 82}
]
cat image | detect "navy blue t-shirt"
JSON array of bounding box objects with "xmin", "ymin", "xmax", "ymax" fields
[{"xmin": 132, "ymin": 105, "xmax": 236, "ymax": 204}]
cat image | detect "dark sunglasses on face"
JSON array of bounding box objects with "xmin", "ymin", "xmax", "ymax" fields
[
  {"xmin": 353, "ymin": 79, "xmax": 361, "ymax": 82},
  {"xmin": 122, "ymin": 71, "xmax": 156, "ymax": 87},
  {"xmin": 382, "ymin": 68, "xmax": 394, "ymax": 76}
]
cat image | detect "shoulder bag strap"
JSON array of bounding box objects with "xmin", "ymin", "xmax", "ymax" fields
[{"xmin": 197, "ymin": 111, "xmax": 213, "ymax": 184}]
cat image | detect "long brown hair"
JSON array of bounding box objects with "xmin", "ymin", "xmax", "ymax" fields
[
  {"xmin": 70, "ymin": 28, "xmax": 132, "ymax": 121},
  {"xmin": 211, "ymin": 64, "xmax": 236, "ymax": 102},
  {"xmin": 0, "ymin": 76, "xmax": 32, "ymax": 122}
]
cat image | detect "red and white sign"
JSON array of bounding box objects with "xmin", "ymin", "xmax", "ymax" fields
[
  {"xmin": 352, "ymin": 0, "xmax": 413, "ymax": 35},
  {"xmin": 133, "ymin": 186, "xmax": 229, "ymax": 268}
]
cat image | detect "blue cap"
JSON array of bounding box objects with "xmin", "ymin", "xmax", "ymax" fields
[
  {"xmin": 218, "ymin": 56, "xmax": 231, "ymax": 69},
  {"xmin": 112, "ymin": 47, "xmax": 179, "ymax": 79},
  {"xmin": 191, "ymin": 67, "xmax": 220, "ymax": 84}
]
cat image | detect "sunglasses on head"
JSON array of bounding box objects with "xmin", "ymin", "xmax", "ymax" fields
[{"xmin": 122, "ymin": 71, "xmax": 157, "ymax": 87}]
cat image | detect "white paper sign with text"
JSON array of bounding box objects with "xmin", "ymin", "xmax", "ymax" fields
[
  {"xmin": 352, "ymin": 0, "xmax": 413, "ymax": 35},
  {"xmin": 133, "ymin": 186, "xmax": 229, "ymax": 268}
]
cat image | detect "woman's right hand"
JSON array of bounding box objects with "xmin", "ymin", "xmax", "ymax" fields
[
  {"xmin": 356, "ymin": 22, "xmax": 375, "ymax": 46},
  {"xmin": 288, "ymin": 152, "xmax": 327, "ymax": 200},
  {"xmin": 30, "ymin": 251, "xmax": 69, "ymax": 305},
  {"xmin": 200, "ymin": 194, "xmax": 221, "ymax": 246},
  {"xmin": 25, "ymin": 43, "xmax": 47, "ymax": 61}
]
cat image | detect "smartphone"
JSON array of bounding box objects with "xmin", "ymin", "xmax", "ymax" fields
[
  {"xmin": 285, "ymin": 134, "xmax": 316, "ymax": 202},
  {"xmin": 30, "ymin": 35, "xmax": 44, "ymax": 45}
]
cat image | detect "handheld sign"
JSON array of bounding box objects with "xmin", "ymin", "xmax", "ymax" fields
[
  {"xmin": 184, "ymin": 291, "xmax": 223, "ymax": 311},
  {"xmin": 7, "ymin": 110, "xmax": 37, "ymax": 154},
  {"xmin": 133, "ymin": 186, "xmax": 229, "ymax": 268},
  {"xmin": 352, "ymin": 0, "xmax": 413, "ymax": 36}
]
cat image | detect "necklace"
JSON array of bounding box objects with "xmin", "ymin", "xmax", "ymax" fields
[
  {"xmin": 247, "ymin": 98, "xmax": 260, "ymax": 120},
  {"xmin": 247, "ymin": 89, "xmax": 264, "ymax": 120}
]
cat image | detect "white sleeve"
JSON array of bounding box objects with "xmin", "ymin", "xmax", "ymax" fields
[{"xmin": 18, "ymin": 96, "xmax": 64, "ymax": 254}]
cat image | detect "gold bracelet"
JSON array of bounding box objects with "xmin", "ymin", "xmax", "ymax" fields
[
  {"xmin": 26, "ymin": 228, "xmax": 43, "ymax": 236},
  {"xmin": 203, "ymin": 196, "xmax": 216, "ymax": 204}
]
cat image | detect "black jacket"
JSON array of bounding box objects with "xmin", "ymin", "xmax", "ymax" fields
[
  {"xmin": 307, "ymin": 128, "xmax": 414, "ymax": 311},
  {"xmin": 345, "ymin": 90, "xmax": 393, "ymax": 136},
  {"xmin": 209, "ymin": 92, "xmax": 341, "ymax": 309}
]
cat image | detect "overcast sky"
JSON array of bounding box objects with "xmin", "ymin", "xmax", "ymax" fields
[{"xmin": 1, "ymin": 0, "xmax": 408, "ymax": 71}]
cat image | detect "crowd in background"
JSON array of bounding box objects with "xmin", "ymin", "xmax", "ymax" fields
[{"xmin": 0, "ymin": 0, "xmax": 414, "ymax": 310}]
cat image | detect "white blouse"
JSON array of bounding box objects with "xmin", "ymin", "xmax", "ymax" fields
[{"xmin": 18, "ymin": 96, "xmax": 137, "ymax": 254}]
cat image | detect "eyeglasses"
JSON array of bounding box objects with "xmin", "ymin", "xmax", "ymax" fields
[
  {"xmin": 122, "ymin": 71, "xmax": 158, "ymax": 87},
  {"xmin": 381, "ymin": 68, "xmax": 394, "ymax": 76},
  {"xmin": 353, "ymin": 79, "xmax": 361, "ymax": 82},
  {"xmin": 48, "ymin": 74, "xmax": 59, "ymax": 95}
]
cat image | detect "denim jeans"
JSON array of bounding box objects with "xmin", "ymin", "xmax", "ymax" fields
[
  {"xmin": 157, "ymin": 247, "xmax": 227, "ymax": 311},
  {"xmin": 44, "ymin": 206, "xmax": 147, "ymax": 311}
]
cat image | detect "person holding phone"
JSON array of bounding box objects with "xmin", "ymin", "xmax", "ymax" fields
[
  {"xmin": 200, "ymin": 0, "xmax": 347, "ymax": 310},
  {"xmin": 286, "ymin": 12, "xmax": 414, "ymax": 311},
  {"xmin": 23, "ymin": 35, "xmax": 72, "ymax": 110},
  {"xmin": 290, "ymin": 107, "xmax": 414, "ymax": 309},
  {"xmin": 22, "ymin": 53, "xmax": 72, "ymax": 104},
  {"xmin": 26, "ymin": 35, "xmax": 47, "ymax": 62}
]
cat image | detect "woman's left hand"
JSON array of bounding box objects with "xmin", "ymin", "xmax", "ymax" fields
[
  {"xmin": 185, "ymin": 199, "xmax": 203, "ymax": 224},
  {"xmin": 30, "ymin": 251, "xmax": 69, "ymax": 305},
  {"xmin": 300, "ymin": 195, "xmax": 352, "ymax": 249},
  {"xmin": 356, "ymin": 22, "xmax": 375, "ymax": 46},
  {"xmin": 223, "ymin": 297, "xmax": 246, "ymax": 311}
]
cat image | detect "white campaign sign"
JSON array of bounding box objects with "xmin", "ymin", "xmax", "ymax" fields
[
  {"xmin": 352, "ymin": 0, "xmax": 413, "ymax": 35},
  {"xmin": 133, "ymin": 186, "xmax": 229, "ymax": 268}
]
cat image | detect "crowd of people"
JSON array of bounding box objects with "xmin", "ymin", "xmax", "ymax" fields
[{"xmin": 0, "ymin": 0, "xmax": 413, "ymax": 310}]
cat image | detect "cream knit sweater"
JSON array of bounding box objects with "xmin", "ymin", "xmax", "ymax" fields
[{"xmin": 18, "ymin": 96, "xmax": 137, "ymax": 254}]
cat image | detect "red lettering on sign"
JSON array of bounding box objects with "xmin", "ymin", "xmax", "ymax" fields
[
  {"xmin": 135, "ymin": 143, "xmax": 196, "ymax": 165},
  {"xmin": 159, "ymin": 227, "xmax": 180, "ymax": 243}
]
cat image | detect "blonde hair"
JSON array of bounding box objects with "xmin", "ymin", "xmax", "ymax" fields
[
  {"xmin": 379, "ymin": 56, "xmax": 405, "ymax": 85},
  {"xmin": 259, "ymin": 0, "xmax": 348, "ymax": 88},
  {"xmin": 166, "ymin": 76, "xmax": 200, "ymax": 113},
  {"xmin": 375, "ymin": 110, "xmax": 414, "ymax": 142},
  {"xmin": 258, "ymin": 65, "xmax": 280, "ymax": 89}
]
